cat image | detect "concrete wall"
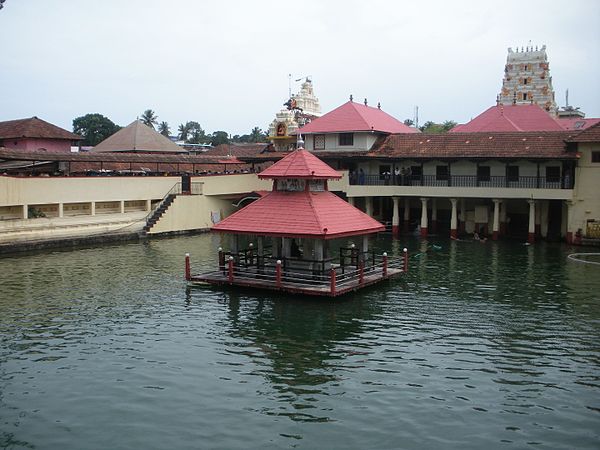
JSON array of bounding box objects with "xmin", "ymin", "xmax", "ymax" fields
[
  {"xmin": 571, "ymin": 142, "xmax": 600, "ymax": 236},
  {"xmin": 147, "ymin": 195, "xmax": 237, "ymax": 234}
]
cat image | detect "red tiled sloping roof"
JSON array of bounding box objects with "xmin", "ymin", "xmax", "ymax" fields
[
  {"xmin": 297, "ymin": 101, "xmax": 419, "ymax": 134},
  {"xmin": 0, "ymin": 117, "xmax": 80, "ymax": 140},
  {"xmin": 212, "ymin": 190, "xmax": 384, "ymax": 239},
  {"xmin": 370, "ymin": 132, "xmax": 576, "ymax": 159},
  {"xmin": 567, "ymin": 122, "xmax": 600, "ymax": 143},
  {"xmin": 450, "ymin": 104, "xmax": 564, "ymax": 132},
  {"xmin": 205, "ymin": 143, "xmax": 270, "ymax": 157},
  {"xmin": 558, "ymin": 118, "xmax": 600, "ymax": 132},
  {"xmin": 258, "ymin": 148, "xmax": 341, "ymax": 179}
]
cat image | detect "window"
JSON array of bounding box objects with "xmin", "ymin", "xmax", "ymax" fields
[
  {"xmin": 507, "ymin": 165, "xmax": 519, "ymax": 182},
  {"xmin": 546, "ymin": 166, "xmax": 561, "ymax": 183},
  {"xmin": 477, "ymin": 166, "xmax": 490, "ymax": 182},
  {"xmin": 522, "ymin": 93, "xmax": 528, "ymax": 101},
  {"xmin": 592, "ymin": 152, "xmax": 600, "ymax": 163},
  {"xmin": 436, "ymin": 165, "xmax": 449, "ymax": 181},
  {"xmin": 410, "ymin": 165, "xmax": 422, "ymax": 180},
  {"xmin": 313, "ymin": 134, "xmax": 325, "ymax": 150},
  {"xmin": 339, "ymin": 133, "xmax": 354, "ymax": 146},
  {"xmin": 523, "ymin": 78, "xmax": 528, "ymax": 85}
]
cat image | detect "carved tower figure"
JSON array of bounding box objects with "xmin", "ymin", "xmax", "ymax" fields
[{"xmin": 498, "ymin": 45, "xmax": 557, "ymax": 115}]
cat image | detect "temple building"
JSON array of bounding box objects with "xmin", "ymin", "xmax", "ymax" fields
[
  {"xmin": 0, "ymin": 117, "xmax": 80, "ymax": 153},
  {"xmin": 267, "ymin": 78, "xmax": 322, "ymax": 152},
  {"xmin": 498, "ymin": 45, "xmax": 557, "ymax": 114}
]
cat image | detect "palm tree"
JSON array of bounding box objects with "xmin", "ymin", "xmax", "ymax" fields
[
  {"xmin": 140, "ymin": 109, "xmax": 158, "ymax": 129},
  {"xmin": 158, "ymin": 121, "xmax": 170, "ymax": 137},
  {"xmin": 249, "ymin": 126, "xmax": 264, "ymax": 143},
  {"xmin": 178, "ymin": 123, "xmax": 189, "ymax": 141}
]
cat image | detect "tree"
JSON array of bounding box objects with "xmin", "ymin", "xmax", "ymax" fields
[
  {"xmin": 419, "ymin": 120, "xmax": 457, "ymax": 133},
  {"xmin": 177, "ymin": 123, "xmax": 189, "ymax": 141},
  {"xmin": 249, "ymin": 126, "xmax": 266, "ymax": 143},
  {"xmin": 140, "ymin": 109, "xmax": 158, "ymax": 129},
  {"xmin": 210, "ymin": 131, "xmax": 230, "ymax": 146},
  {"xmin": 186, "ymin": 121, "xmax": 207, "ymax": 144},
  {"xmin": 158, "ymin": 121, "xmax": 170, "ymax": 137},
  {"xmin": 72, "ymin": 113, "xmax": 121, "ymax": 146},
  {"xmin": 403, "ymin": 119, "xmax": 414, "ymax": 126}
]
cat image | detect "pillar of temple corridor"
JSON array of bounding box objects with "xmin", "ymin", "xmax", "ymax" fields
[
  {"xmin": 392, "ymin": 197, "xmax": 400, "ymax": 236},
  {"xmin": 365, "ymin": 197, "xmax": 373, "ymax": 217},
  {"xmin": 450, "ymin": 198, "xmax": 458, "ymax": 239},
  {"xmin": 499, "ymin": 201, "xmax": 507, "ymax": 236},
  {"xmin": 403, "ymin": 198, "xmax": 410, "ymax": 234},
  {"xmin": 528, "ymin": 199, "xmax": 536, "ymax": 244},
  {"xmin": 420, "ymin": 197, "xmax": 429, "ymax": 238},
  {"xmin": 492, "ymin": 199, "xmax": 501, "ymax": 240},
  {"xmin": 459, "ymin": 198, "xmax": 466, "ymax": 234}
]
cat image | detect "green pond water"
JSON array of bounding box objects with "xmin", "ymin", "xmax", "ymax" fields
[{"xmin": 0, "ymin": 234, "xmax": 599, "ymax": 449}]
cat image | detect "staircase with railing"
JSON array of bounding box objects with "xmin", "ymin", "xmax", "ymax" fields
[{"xmin": 142, "ymin": 181, "xmax": 203, "ymax": 233}]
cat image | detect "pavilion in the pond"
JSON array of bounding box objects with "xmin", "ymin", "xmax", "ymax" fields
[{"xmin": 186, "ymin": 147, "xmax": 408, "ymax": 297}]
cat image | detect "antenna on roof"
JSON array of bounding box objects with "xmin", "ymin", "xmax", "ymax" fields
[
  {"xmin": 414, "ymin": 106, "xmax": 419, "ymax": 129},
  {"xmin": 377, "ymin": 102, "xmax": 381, "ymax": 110},
  {"xmin": 350, "ymin": 94, "xmax": 353, "ymax": 102},
  {"xmin": 364, "ymin": 98, "xmax": 368, "ymax": 106},
  {"xmin": 565, "ymin": 89, "xmax": 569, "ymax": 108}
]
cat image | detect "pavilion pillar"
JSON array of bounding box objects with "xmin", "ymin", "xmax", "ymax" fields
[
  {"xmin": 58, "ymin": 203, "xmax": 64, "ymax": 218},
  {"xmin": 365, "ymin": 197, "xmax": 373, "ymax": 217},
  {"xmin": 459, "ymin": 198, "xmax": 466, "ymax": 234},
  {"xmin": 120, "ymin": 200, "xmax": 125, "ymax": 214},
  {"xmin": 527, "ymin": 199, "xmax": 536, "ymax": 244},
  {"xmin": 392, "ymin": 197, "xmax": 400, "ymax": 236},
  {"xmin": 420, "ymin": 197, "xmax": 428, "ymax": 238},
  {"xmin": 403, "ymin": 198, "xmax": 410, "ymax": 233},
  {"xmin": 146, "ymin": 199, "xmax": 152, "ymax": 211},
  {"xmin": 348, "ymin": 197, "xmax": 355, "ymax": 207},
  {"xmin": 499, "ymin": 200, "xmax": 507, "ymax": 236},
  {"xmin": 450, "ymin": 198, "xmax": 458, "ymax": 239},
  {"xmin": 492, "ymin": 199, "xmax": 501, "ymax": 240},
  {"xmin": 431, "ymin": 198, "xmax": 438, "ymax": 233},
  {"xmin": 22, "ymin": 204, "xmax": 28, "ymax": 219},
  {"xmin": 91, "ymin": 201, "xmax": 96, "ymax": 216}
]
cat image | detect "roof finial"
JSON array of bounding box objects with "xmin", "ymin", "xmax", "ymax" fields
[
  {"xmin": 349, "ymin": 94, "xmax": 353, "ymax": 102},
  {"xmin": 364, "ymin": 98, "xmax": 368, "ymax": 106},
  {"xmin": 296, "ymin": 133, "xmax": 304, "ymax": 149},
  {"xmin": 496, "ymin": 94, "xmax": 500, "ymax": 106},
  {"xmin": 377, "ymin": 102, "xmax": 381, "ymax": 109}
]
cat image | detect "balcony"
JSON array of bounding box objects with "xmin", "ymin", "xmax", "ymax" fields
[{"xmin": 350, "ymin": 174, "xmax": 573, "ymax": 190}]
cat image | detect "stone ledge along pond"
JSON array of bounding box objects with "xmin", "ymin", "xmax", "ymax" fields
[{"xmin": 0, "ymin": 234, "xmax": 599, "ymax": 450}]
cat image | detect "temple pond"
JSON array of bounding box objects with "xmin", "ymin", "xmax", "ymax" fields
[{"xmin": 0, "ymin": 234, "xmax": 599, "ymax": 449}]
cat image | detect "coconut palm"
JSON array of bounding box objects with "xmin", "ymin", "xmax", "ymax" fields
[
  {"xmin": 140, "ymin": 109, "xmax": 158, "ymax": 129},
  {"xmin": 249, "ymin": 126, "xmax": 264, "ymax": 143},
  {"xmin": 178, "ymin": 123, "xmax": 189, "ymax": 141},
  {"xmin": 158, "ymin": 121, "xmax": 170, "ymax": 137}
]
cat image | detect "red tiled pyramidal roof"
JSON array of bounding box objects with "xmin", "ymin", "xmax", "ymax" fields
[
  {"xmin": 0, "ymin": 117, "xmax": 80, "ymax": 140},
  {"xmin": 297, "ymin": 101, "xmax": 419, "ymax": 134},
  {"xmin": 212, "ymin": 190, "xmax": 384, "ymax": 239},
  {"xmin": 258, "ymin": 148, "xmax": 341, "ymax": 179},
  {"xmin": 450, "ymin": 104, "xmax": 564, "ymax": 132}
]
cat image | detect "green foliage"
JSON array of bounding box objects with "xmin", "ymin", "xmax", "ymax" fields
[
  {"xmin": 72, "ymin": 113, "xmax": 121, "ymax": 146},
  {"xmin": 210, "ymin": 131, "xmax": 230, "ymax": 146},
  {"xmin": 419, "ymin": 120, "xmax": 457, "ymax": 133},
  {"xmin": 186, "ymin": 121, "xmax": 207, "ymax": 144},
  {"xmin": 177, "ymin": 123, "xmax": 189, "ymax": 141},
  {"xmin": 158, "ymin": 121, "xmax": 170, "ymax": 137},
  {"xmin": 140, "ymin": 109, "xmax": 158, "ymax": 129},
  {"xmin": 231, "ymin": 127, "xmax": 267, "ymax": 143}
]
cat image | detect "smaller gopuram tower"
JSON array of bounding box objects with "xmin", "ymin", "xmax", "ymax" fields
[
  {"xmin": 498, "ymin": 45, "xmax": 557, "ymax": 115},
  {"xmin": 268, "ymin": 78, "xmax": 322, "ymax": 152}
]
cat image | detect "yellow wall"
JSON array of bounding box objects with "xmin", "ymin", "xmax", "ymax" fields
[{"xmin": 571, "ymin": 143, "xmax": 600, "ymax": 235}]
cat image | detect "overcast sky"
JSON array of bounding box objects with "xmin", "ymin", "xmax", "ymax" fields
[{"xmin": 1, "ymin": 0, "xmax": 599, "ymax": 135}]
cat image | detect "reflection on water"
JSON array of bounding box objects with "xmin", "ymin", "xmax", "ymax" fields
[{"xmin": 1, "ymin": 235, "xmax": 599, "ymax": 449}]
